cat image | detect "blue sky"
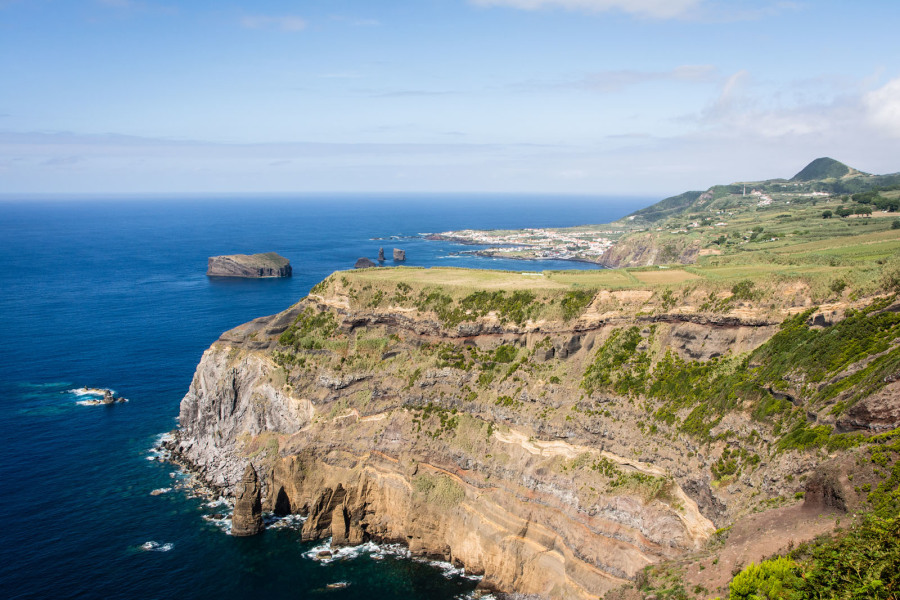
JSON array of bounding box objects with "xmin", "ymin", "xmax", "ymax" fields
[{"xmin": 2, "ymin": 0, "xmax": 900, "ymax": 196}]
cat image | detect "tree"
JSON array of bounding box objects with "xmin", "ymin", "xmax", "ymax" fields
[{"xmin": 822, "ymin": 210, "xmax": 833, "ymax": 219}]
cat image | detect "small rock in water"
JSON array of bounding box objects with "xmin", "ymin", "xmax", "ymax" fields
[
  {"xmin": 327, "ymin": 582, "xmax": 349, "ymax": 589},
  {"xmin": 317, "ymin": 550, "xmax": 333, "ymax": 558}
]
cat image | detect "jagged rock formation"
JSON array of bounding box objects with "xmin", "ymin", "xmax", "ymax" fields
[
  {"xmin": 393, "ymin": 248, "xmax": 405, "ymax": 261},
  {"xmin": 354, "ymin": 257, "xmax": 377, "ymax": 269},
  {"xmin": 378, "ymin": 247, "xmax": 385, "ymax": 262},
  {"xmin": 207, "ymin": 252, "xmax": 292, "ymax": 278},
  {"xmin": 231, "ymin": 464, "xmax": 263, "ymax": 536}
]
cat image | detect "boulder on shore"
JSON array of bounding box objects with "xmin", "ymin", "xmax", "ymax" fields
[
  {"xmin": 207, "ymin": 252, "xmax": 292, "ymax": 278},
  {"xmin": 231, "ymin": 464, "xmax": 263, "ymax": 536},
  {"xmin": 354, "ymin": 257, "xmax": 377, "ymax": 269},
  {"xmin": 393, "ymin": 248, "xmax": 406, "ymax": 261}
]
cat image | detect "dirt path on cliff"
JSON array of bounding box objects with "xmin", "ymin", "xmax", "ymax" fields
[{"xmin": 678, "ymin": 502, "xmax": 840, "ymax": 596}]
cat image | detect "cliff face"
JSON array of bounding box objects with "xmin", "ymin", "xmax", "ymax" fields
[
  {"xmin": 169, "ymin": 270, "xmax": 899, "ymax": 598},
  {"xmin": 599, "ymin": 233, "xmax": 701, "ymax": 268},
  {"xmin": 207, "ymin": 252, "xmax": 292, "ymax": 278}
]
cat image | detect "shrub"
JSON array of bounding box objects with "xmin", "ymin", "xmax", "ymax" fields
[{"xmin": 729, "ymin": 557, "xmax": 800, "ymax": 600}]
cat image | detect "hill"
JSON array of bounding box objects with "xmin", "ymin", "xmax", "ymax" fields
[{"xmin": 790, "ymin": 156, "xmax": 854, "ymax": 181}]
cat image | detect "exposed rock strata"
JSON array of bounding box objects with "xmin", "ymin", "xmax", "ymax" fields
[
  {"xmin": 207, "ymin": 252, "xmax": 292, "ymax": 278},
  {"xmin": 170, "ymin": 278, "xmax": 881, "ymax": 598}
]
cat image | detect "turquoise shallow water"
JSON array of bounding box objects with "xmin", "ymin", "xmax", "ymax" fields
[{"xmin": 0, "ymin": 194, "xmax": 646, "ymax": 599}]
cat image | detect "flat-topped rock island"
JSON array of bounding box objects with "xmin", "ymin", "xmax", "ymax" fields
[{"xmin": 207, "ymin": 252, "xmax": 292, "ymax": 278}]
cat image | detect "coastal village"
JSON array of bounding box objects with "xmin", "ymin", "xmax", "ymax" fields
[{"xmin": 428, "ymin": 227, "xmax": 621, "ymax": 262}]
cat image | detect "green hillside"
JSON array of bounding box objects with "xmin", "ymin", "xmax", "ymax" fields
[{"xmin": 791, "ymin": 156, "xmax": 853, "ymax": 181}]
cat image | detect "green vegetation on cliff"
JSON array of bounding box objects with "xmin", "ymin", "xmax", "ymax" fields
[
  {"xmin": 725, "ymin": 433, "xmax": 900, "ymax": 600},
  {"xmin": 578, "ymin": 293, "xmax": 900, "ymax": 453}
]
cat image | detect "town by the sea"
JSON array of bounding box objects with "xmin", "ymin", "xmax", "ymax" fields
[{"xmin": 0, "ymin": 194, "xmax": 646, "ymax": 600}]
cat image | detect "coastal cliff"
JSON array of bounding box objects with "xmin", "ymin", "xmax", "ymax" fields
[
  {"xmin": 207, "ymin": 252, "xmax": 292, "ymax": 278},
  {"xmin": 169, "ymin": 265, "xmax": 900, "ymax": 598}
]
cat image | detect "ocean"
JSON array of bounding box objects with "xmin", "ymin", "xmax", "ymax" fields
[{"xmin": 0, "ymin": 194, "xmax": 648, "ymax": 600}]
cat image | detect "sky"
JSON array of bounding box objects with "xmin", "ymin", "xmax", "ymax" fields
[{"xmin": 2, "ymin": 0, "xmax": 900, "ymax": 196}]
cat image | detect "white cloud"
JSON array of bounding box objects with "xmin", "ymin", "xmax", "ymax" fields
[
  {"xmin": 863, "ymin": 77, "xmax": 900, "ymax": 138},
  {"xmin": 240, "ymin": 15, "xmax": 307, "ymax": 32},
  {"xmin": 469, "ymin": 0, "xmax": 703, "ymax": 19}
]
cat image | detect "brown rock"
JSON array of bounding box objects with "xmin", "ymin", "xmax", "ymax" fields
[
  {"xmin": 804, "ymin": 465, "xmax": 849, "ymax": 512},
  {"xmin": 330, "ymin": 505, "xmax": 349, "ymax": 545},
  {"xmin": 378, "ymin": 247, "xmax": 385, "ymax": 261},
  {"xmin": 231, "ymin": 464, "xmax": 263, "ymax": 536},
  {"xmin": 354, "ymin": 257, "xmax": 377, "ymax": 269},
  {"xmin": 836, "ymin": 380, "xmax": 900, "ymax": 432},
  {"xmin": 393, "ymin": 248, "xmax": 406, "ymax": 261}
]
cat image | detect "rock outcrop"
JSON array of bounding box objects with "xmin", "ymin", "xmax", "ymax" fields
[
  {"xmin": 378, "ymin": 247, "xmax": 385, "ymax": 262},
  {"xmin": 393, "ymin": 248, "xmax": 406, "ymax": 261},
  {"xmin": 354, "ymin": 257, "xmax": 377, "ymax": 269},
  {"xmin": 169, "ymin": 271, "xmax": 897, "ymax": 598},
  {"xmin": 231, "ymin": 464, "xmax": 263, "ymax": 536},
  {"xmin": 207, "ymin": 252, "xmax": 292, "ymax": 278}
]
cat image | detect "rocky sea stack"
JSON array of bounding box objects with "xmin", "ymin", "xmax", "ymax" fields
[
  {"xmin": 207, "ymin": 252, "xmax": 292, "ymax": 278},
  {"xmin": 231, "ymin": 464, "xmax": 263, "ymax": 536},
  {"xmin": 354, "ymin": 257, "xmax": 377, "ymax": 269}
]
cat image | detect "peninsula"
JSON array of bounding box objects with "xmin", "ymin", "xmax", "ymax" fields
[
  {"xmin": 207, "ymin": 252, "xmax": 292, "ymax": 278},
  {"xmin": 167, "ymin": 159, "xmax": 900, "ymax": 599}
]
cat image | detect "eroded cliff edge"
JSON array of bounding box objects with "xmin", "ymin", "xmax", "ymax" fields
[{"xmin": 168, "ymin": 266, "xmax": 900, "ymax": 599}]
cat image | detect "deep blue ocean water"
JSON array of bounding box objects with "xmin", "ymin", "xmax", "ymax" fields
[{"xmin": 0, "ymin": 194, "xmax": 648, "ymax": 600}]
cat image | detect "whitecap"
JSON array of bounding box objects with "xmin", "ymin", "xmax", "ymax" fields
[
  {"xmin": 205, "ymin": 497, "xmax": 231, "ymax": 509},
  {"xmin": 68, "ymin": 387, "xmax": 110, "ymax": 397},
  {"xmin": 302, "ymin": 539, "xmax": 483, "ymax": 583},
  {"xmin": 140, "ymin": 541, "xmax": 173, "ymax": 552},
  {"xmin": 149, "ymin": 488, "xmax": 171, "ymax": 496},
  {"xmin": 203, "ymin": 514, "xmax": 232, "ymax": 534},
  {"xmin": 455, "ymin": 593, "xmax": 496, "ymax": 600},
  {"xmin": 265, "ymin": 513, "xmax": 306, "ymax": 529}
]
